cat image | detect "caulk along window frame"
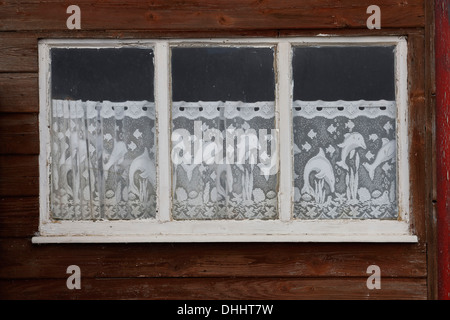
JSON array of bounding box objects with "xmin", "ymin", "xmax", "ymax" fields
[{"xmin": 34, "ymin": 37, "xmax": 416, "ymax": 243}]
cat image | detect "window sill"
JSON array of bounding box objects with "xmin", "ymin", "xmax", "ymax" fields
[{"xmin": 32, "ymin": 219, "xmax": 418, "ymax": 243}]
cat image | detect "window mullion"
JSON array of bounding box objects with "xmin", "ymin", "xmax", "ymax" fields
[
  {"xmin": 155, "ymin": 41, "xmax": 172, "ymax": 222},
  {"xmin": 277, "ymin": 41, "xmax": 293, "ymax": 222}
]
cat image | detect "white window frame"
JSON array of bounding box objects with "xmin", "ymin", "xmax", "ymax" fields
[{"xmin": 33, "ymin": 37, "xmax": 417, "ymax": 243}]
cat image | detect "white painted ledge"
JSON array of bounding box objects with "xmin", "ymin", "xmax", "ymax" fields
[
  {"xmin": 32, "ymin": 219, "xmax": 418, "ymax": 243},
  {"xmin": 32, "ymin": 234, "xmax": 418, "ymax": 243}
]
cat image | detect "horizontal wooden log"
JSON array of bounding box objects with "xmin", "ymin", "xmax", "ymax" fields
[
  {"xmin": 0, "ymin": 133, "xmax": 39, "ymax": 155},
  {"xmin": 0, "ymin": 113, "xmax": 37, "ymax": 134},
  {"xmin": 0, "ymin": 113, "xmax": 39, "ymax": 154},
  {"xmin": 0, "ymin": 29, "xmax": 421, "ymax": 74},
  {"xmin": 0, "ymin": 155, "xmax": 39, "ymax": 196},
  {"xmin": 0, "ymin": 36, "xmax": 37, "ymax": 72},
  {"xmin": 0, "ymin": 0, "xmax": 425, "ymax": 31},
  {"xmin": 0, "ymin": 277, "xmax": 427, "ymax": 299},
  {"xmin": 0, "ymin": 238, "xmax": 427, "ymax": 278},
  {"xmin": 0, "ymin": 198, "xmax": 39, "ymax": 238},
  {"xmin": 0, "ymin": 74, "xmax": 38, "ymax": 112}
]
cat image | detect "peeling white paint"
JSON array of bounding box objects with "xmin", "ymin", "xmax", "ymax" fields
[{"xmin": 36, "ymin": 37, "xmax": 415, "ymax": 243}]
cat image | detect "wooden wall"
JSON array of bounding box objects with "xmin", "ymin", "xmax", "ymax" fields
[{"xmin": 0, "ymin": 0, "xmax": 436, "ymax": 299}]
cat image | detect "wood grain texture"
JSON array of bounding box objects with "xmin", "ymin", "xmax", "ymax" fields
[
  {"xmin": 435, "ymin": 0, "xmax": 450, "ymax": 300},
  {"xmin": 0, "ymin": 0, "xmax": 434, "ymax": 301},
  {"xmin": 0, "ymin": 155, "xmax": 39, "ymax": 196},
  {"xmin": 0, "ymin": 36, "xmax": 37, "ymax": 72},
  {"xmin": 0, "ymin": 0, "xmax": 425, "ymax": 31},
  {"xmin": 424, "ymin": 0, "xmax": 438, "ymax": 300},
  {"xmin": 407, "ymin": 33, "xmax": 428, "ymax": 242},
  {"xmin": 0, "ymin": 277, "xmax": 427, "ymax": 300},
  {"xmin": 0, "ymin": 239, "xmax": 427, "ymax": 279},
  {"xmin": 0, "ymin": 113, "xmax": 39, "ymax": 154},
  {"xmin": 0, "ymin": 197, "xmax": 39, "ymax": 238},
  {"xmin": 0, "ymin": 74, "xmax": 38, "ymax": 113}
]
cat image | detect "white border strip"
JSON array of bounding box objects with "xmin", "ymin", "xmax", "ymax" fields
[
  {"xmin": 32, "ymin": 235, "xmax": 418, "ymax": 244},
  {"xmin": 277, "ymin": 41, "xmax": 293, "ymax": 221},
  {"xmin": 38, "ymin": 41, "xmax": 51, "ymax": 229},
  {"xmin": 395, "ymin": 38, "xmax": 410, "ymax": 223},
  {"xmin": 33, "ymin": 219, "xmax": 417, "ymax": 243},
  {"xmin": 155, "ymin": 42, "xmax": 172, "ymax": 222},
  {"xmin": 37, "ymin": 36, "xmax": 403, "ymax": 47}
]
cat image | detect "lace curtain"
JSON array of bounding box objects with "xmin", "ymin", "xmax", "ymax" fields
[
  {"xmin": 292, "ymin": 100, "xmax": 398, "ymax": 219},
  {"xmin": 49, "ymin": 99, "xmax": 397, "ymax": 221},
  {"xmin": 50, "ymin": 99, "xmax": 157, "ymax": 220},
  {"xmin": 171, "ymin": 101, "xmax": 278, "ymax": 220}
]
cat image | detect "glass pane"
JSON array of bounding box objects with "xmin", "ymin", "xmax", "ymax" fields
[
  {"xmin": 171, "ymin": 47, "xmax": 278, "ymax": 220},
  {"xmin": 49, "ymin": 48, "xmax": 156, "ymax": 220},
  {"xmin": 292, "ymin": 46, "xmax": 398, "ymax": 219}
]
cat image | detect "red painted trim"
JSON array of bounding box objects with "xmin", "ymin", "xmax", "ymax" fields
[{"xmin": 435, "ymin": 0, "xmax": 450, "ymax": 300}]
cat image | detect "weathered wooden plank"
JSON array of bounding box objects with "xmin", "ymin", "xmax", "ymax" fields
[
  {"xmin": 0, "ymin": 197, "xmax": 39, "ymax": 238},
  {"xmin": 435, "ymin": 0, "xmax": 450, "ymax": 301},
  {"xmin": 0, "ymin": 155, "xmax": 39, "ymax": 196},
  {"xmin": 0, "ymin": 113, "xmax": 37, "ymax": 134},
  {"xmin": 0, "ymin": 74, "xmax": 38, "ymax": 113},
  {"xmin": 0, "ymin": 36, "xmax": 37, "ymax": 72},
  {"xmin": 0, "ymin": 0, "xmax": 425, "ymax": 31},
  {"xmin": 0, "ymin": 277, "xmax": 428, "ymax": 300},
  {"xmin": 0, "ymin": 134, "xmax": 39, "ymax": 155},
  {"xmin": 0, "ymin": 0, "xmax": 433, "ymax": 303},
  {"xmin": 0, "ymin": 238, "xmax": 427, "ymax": 278},
  {"xmin": 407, "ymin": 34, "xmax": 428, "ymax": 242},
  {"xmin": 0, "ymin": 113, "xmax": 39, "ymax": 154},
  {"xmin": 424, "ymin": 0, "xmax": 438, "ymax": 300}
]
